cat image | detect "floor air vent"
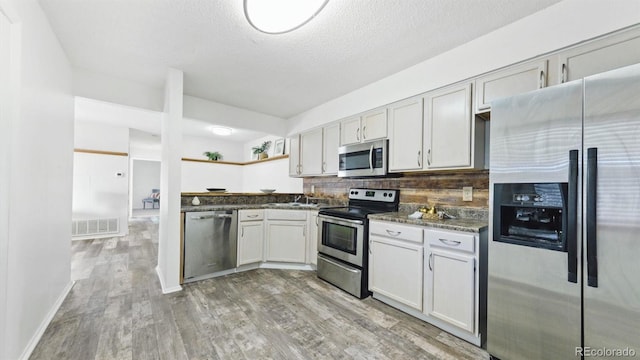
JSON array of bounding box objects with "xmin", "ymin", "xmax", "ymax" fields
[{"xmin": 72, "ymin": 218, "xmax": 119, "ymax": 237}]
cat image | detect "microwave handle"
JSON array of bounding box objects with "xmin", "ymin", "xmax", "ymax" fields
[{"xmin": 369, "ymin": 144, "xmax": 374, "ymax": 173}]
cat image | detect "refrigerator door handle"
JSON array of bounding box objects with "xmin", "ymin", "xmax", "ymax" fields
[
  {"xmin": 587, "ymin": 147, "xmax": 598, "ymax": 287},
  {"xmin": 567, "ymin": 150, "xmax": 579, "ymax": 283}
]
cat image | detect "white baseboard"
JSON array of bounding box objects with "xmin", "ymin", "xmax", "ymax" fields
[
  {"xmin": 155, "ymin": 265, "xmax": 182, "ymax": 294},
  {"xmin": 19, "ymin": 280, "xmax": 75, "ymax": 360}
]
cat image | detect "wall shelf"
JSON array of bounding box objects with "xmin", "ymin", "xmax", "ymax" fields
[{"xmin": 181, "ymin": 154, "xmax": 289, "ymax": 166}]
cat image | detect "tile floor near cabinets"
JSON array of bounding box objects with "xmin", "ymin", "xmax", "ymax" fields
[{"xmin": 31, "ymin": 217, "xmax": 489, "ymax": 360}]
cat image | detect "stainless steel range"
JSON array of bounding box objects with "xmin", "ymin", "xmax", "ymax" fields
[{"xmin": 317, "ymin": 188, "xmax": 399, "ymax": 298}]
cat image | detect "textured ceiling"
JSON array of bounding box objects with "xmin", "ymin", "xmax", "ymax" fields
[{"xmin": 39, "ymin": 0, "xmax": 562, "ymax": 119}]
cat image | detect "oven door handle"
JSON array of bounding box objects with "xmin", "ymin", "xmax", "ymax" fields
[
  {"xmin": 318, "ymin": 214, "xmax": 364, "ymax": 226},
  {"xmin": 319, "ymin": 254, "xmax": 360, "ymax": 274},
  {"xmin": 369, "ymin": 144, "xmax": 374, "ymax": 173}
]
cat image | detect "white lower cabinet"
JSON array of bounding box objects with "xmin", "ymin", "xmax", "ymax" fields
[
  {"xmin": 265, "ymin": 210, "xmax": 307, "ymax": 263},
  {"xmin": 369, "ymin": 220, "xmax": 484, "ymax": 346},
  {"xmin": 425, "ymin": 228, "xmax": 479, "ymax": 335},
  {"xmin": 237, "ymin": 209, "xmax": 264, "ymax": 266},
  {"xmin": 369, "ymin": 221, "xmax": 424, "ymax": 311},
  {"xmin": 427, "ymin": 248, "xmax": 475, "ymax": 332}
]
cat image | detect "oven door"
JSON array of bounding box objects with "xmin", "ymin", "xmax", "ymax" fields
[{"xmin": 317, "ymin": 214, "xmax": 365, "ymax": 267}]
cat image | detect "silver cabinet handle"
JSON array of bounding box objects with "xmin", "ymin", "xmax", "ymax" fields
[
  {"xmin": 561, "ymin": 63, "xmax": 567, "ymax": 83},
  {"xmin": 369, "ymin": 238, "xmax": 372, "ymax": 254},
  {"xmin": 241, "ymin": 227, "xmax": 244, "ymax": 237},
  {"xmin": 247, "ymin": 214, "xmax": 259, "ymax": 218},
  {"xmin": 439, "ymin": 238, "xmax": 461, "ymax": 246},
  {"xmin": 385, "ymin": 229, "xmax": 401, "ymax": 237},
  {"xmin": 427, "ymin": 149, "xmax": 432, "ymax": 166},
  {"xmin": 417, "ymin": 150, "xmax": 422, "ymax": 167},
  {"xmin": 362, "ymin": 125, "xmax": 367, "ymax": 140},
  {"xmin": 428, "ymin": 253, "xmax": 433, "ymax": 271},
  {"xmin": 322, "ymin": 162, "xmax": 326, "ymax": 172},
  {"xmin": 356, "ymin": 127, "xmax": 360, "ymax": 141},
  {"xmin": 539, "ymin": 69, "xmax": 545, "ymax": 88}
]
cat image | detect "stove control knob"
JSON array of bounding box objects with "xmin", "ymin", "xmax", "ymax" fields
[
  {"xmin": 383, "ymin": 192, "xmax": 387, "ymax": 197},
  {"xmin": 350, "ymin": 191, "xmax": 355, "ymax": 195},
  {"xmin": 388, "ymin": 193, "xmax": 393, "ymax": 198}
]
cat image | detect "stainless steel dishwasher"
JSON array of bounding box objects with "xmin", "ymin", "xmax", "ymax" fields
[{"xmin": 183, "ymin": 210, "xmax": 237, "ymax": 282}]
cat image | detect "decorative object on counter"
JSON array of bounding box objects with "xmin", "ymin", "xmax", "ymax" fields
[
  {"xmin": 252, "ymin": 140, "xmax": 272, "ymax": 160},
  {"xmin": 260, "ymin": 189, "xmax": 276, "ymax": 194},
  {"xmin": 408, "ymin": 211, "xmax": 423, "ymax": 219},
  {"xmin": 206, "ymin": 188, "xmax": 226, "ymax": 192},
  {"xmin": 203, "ymin": 151, "xmax": 223, "ymax": 161},
  {"xmin": 273, "ymin": 138, "xmax": 285, "ymax": 156},
  {"xmin": 192, "ymin": 196, "xmax": 201, "ymax": 206},
  {"xmin": 419, "ymin": 205, "xmax": 440, "ymax": 219}
]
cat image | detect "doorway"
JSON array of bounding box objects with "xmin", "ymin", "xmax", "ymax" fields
[{"xmin": 130, "ymin": 159, "xmax": 161, "ymax": 218}]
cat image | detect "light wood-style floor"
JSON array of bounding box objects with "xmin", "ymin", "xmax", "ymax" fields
[{"xmin": 31, "ymin": 217, "xmax": 489, "ymax": 360}]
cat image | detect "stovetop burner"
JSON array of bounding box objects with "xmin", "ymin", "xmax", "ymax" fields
[{"xmin": 318, "ymin": 188, "xmax": 399, "ymax": 220}]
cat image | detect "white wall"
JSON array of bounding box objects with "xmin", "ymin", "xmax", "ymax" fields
[
  {"xmin": 182, "ymin": 134, "xmax": 244, "ymax": 162},
  {"xmin": 73, "ymin": 122, "xmax": 130, "ymax": 237},
  {"xmin": 1, "ymin": 1, "xmax": 75, "ymax": 359},
  {"xmin": 287, "ymin": 0, "xmax": 640, "ymax": 134},
  {"xmin": 131, "ymin": 160, "xmax": 161, "ymax": 210},
  {"xmin": 181, "ymin": 161, "xmax": 244, "ymax": 193},
  {"xmin": 243, "ymin": 134, "xmax": 288, "ymax": 162},
  {"xmin": 242, "ymin": 158, "xmax": 303, "ymax": 193}
]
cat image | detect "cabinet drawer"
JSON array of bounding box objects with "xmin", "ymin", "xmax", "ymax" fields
[
  {"xmin": 239, "ymin": 209, "xmax": 264, "ymax": 221},
  {"xmin": 369, "ymin": 221, "xmax": 423, "ymax": 244},
  {"xmin": 426, "ymin": 229, "xmax": 475, "ymax": 253},
  {"xmin": 266, "ymin": 209, "xmax": 307, "ymax": 221}
]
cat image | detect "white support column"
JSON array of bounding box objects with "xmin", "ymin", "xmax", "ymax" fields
[{"xmin": 156, "ymin": 68, "xmax": 183, "ymax": 293}]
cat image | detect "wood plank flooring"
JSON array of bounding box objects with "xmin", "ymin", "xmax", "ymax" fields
[{"xmin": 31, "ymin": 217, "xmax": 489, "ymax": 360}]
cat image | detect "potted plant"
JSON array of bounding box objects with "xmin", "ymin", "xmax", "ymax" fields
[
  {"xmin": 203, "ymin": 151, "xmax": 222, "ymax": 161},
  {"xmin": 252, "ymin": 141, "xmax": 271, "ymax": 160}
]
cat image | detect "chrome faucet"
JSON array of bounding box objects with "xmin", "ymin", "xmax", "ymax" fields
[{"xmin": 294, "ymin": 195, "xmax": 302, "ymax": 203}]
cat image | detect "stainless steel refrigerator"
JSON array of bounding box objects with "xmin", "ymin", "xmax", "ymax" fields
[{"xmin": 487, "ymin": 63, "xmax": 640, "ymax": 359}]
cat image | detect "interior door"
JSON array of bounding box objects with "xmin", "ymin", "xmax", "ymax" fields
[{"xmin": 582, "ymin": 63, "xmax": 640, "ymax": 354}]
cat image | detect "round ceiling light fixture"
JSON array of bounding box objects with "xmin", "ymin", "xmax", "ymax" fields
[
  {"xmin": 210, "ymin": 126, "xmax": 233, "ymax": 136},
  {"xmin": 244, "ymin": 0, "xmax": 329, "ymax": 34}
]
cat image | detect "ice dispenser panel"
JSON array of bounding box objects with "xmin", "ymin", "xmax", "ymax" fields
[{"xmin": 493, "ymin": 183, "xmax": 567, "ymax": 251}]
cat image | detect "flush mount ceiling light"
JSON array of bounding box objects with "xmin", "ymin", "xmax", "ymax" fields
[
  {"xmin": 210, "ymin": 126, "xmax": 233, "ymax": 136},
  {"xmin": 244, "ymin": 0, "xmax": 329, "ymax": 34}
]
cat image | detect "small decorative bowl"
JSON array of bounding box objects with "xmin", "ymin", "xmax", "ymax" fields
[{"xmin": 260, "ymin": 189, "xmax": 276, "ymax": 194}]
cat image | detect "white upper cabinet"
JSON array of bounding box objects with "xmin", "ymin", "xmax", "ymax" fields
[
  {"xmin": 360, "ymin": 108, "xmax": 387, "ymax": 142},
  {"xmin": 300, "ymin": 128, "xmax": 323, "ymax": 176},
  {"xmin": 388, "ymin": 97, "xmax": 423, "ymax": 172},
  {"xmin": 423, "ymin": 83, "xmax": 484, "ymax": 170},
  {"xmin": 322, "ymin": 123, "xmax": 340, "ymax": 175},
  {"xmin": 475, "ymin": 59, "xmax": 548, "ymax": 114},
  {"xmin": 340, "ymin": 116, "xmax": 361, "ymax": 146},
  {"xmin": 288, "ymin": 135, "xmax": 301, "ymax": 177},
  {"xmin": 558, "ymin": 27, "xmax": 640, "ymax": 84},
  {"xmin": 340, "ymin": 108, "xmax": 388, "ymax": 146}
]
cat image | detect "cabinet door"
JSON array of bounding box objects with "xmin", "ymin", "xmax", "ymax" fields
[
  {"xmin": 370, "ymin": 235, "xmax": 423, "ymax": 310},
  {"xmin": 340, "ymin": 116, "xmax": 361, "ymax": 145},
  {"xmin": 266, "ymin": 221, "xmax": 306, "ymax": 263},
  {"xmin": 322, "ymin": 123, "xmax": 340, "ymax": 175},
  {"xmin": 300, "ymin": 128, "xmax": 323, "ymax": 176},
  {"xmin": 308, "ymin": 211, "xmax": 319, "ymax": 265},
  {"xmin": 388, "ymin": 97, "xmax": 423, "ymax": 172},
  {"xmin": 559, "ymin": 28, "xmax": 640, "ymax": 83},
  {"xmin": 361, "ymin": 108, "xmax": 387, "ymax": 141},
  {"xmin": 424, "ymin": 83, "xmax": 473, "ymax": 169},
  {"xmin": 475, "ymin": 60, "xmax": 547, "ymax": 113},
  {"xmin": 427, "ymin": 248, "xmax": 475, "ymax": 332},
  {"xmin": 288, "ymin": 135, "xmax": 301, "ymax": 177},
  {"xmin": 238, "ymin": 221, "xmax": 263, "ymax": 266}
]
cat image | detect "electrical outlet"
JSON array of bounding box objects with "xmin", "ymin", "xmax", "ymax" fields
[
  {"xmin": 463, "ymin": 186, "xmax": 473, "ymax": 201},
  {"xmin": 311, "ymin": 185, "xmax": 315, "ymax": 194}
]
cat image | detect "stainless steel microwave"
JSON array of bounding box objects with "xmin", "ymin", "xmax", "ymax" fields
[{"xmin": 338, "ymin": 139, "xmax": 388, "ymax": 177}]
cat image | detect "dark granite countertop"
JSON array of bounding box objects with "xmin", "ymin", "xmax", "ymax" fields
[
  {"xmin": 181, "ymin": 203, "xmax": 327, "ymax": 213},
  {"xmin": 368, "ymin": 211, "xmax": 488, "ymax": 233}
]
